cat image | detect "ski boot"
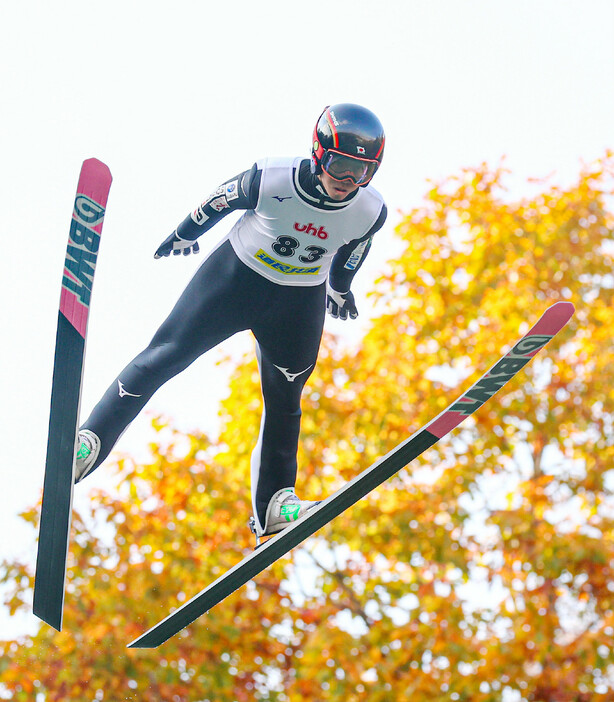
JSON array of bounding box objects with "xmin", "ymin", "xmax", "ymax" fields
[
  {"xmin": 249, "ymin": 488, "xmax": 321, "ymax": 547},
  {"xmin": 74, "ymin": 429, "xmax": 100, "ymax": 483}
]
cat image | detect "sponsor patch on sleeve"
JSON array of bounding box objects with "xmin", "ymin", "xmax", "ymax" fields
[
  {"xmin": 225, "ymin": 180, "xmax": 239, "ymax": 201},
  {"xmin": 191, "ymin": 206, "xmax": 209, "ymax": 225},
  {"xmin": 207, "ymin": 184, "xmax": 225, "ymax": 201},
  {"xmin": 344, "ymin": 239, "xmax": 369, "ymax": 270},
  {"xmin": 209, "ymin": 196, "xmax": 230, "ymax": 212}
]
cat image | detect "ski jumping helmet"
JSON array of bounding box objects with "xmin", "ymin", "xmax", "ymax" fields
[{"xmin": 311, "ymin": 103, "xmax": 385, "ymax": 186}]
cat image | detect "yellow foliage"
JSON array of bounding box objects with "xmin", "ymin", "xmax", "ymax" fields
[{"xmin": 2, "ymin": 154, "xmax": 614, "ymax": 700}]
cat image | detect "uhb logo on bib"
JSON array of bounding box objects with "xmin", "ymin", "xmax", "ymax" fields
[{"xmin": 293, "ymin": 222, "xmax": 328, "ymax": 239}]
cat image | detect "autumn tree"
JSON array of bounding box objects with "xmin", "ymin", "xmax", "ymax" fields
[{"xmin": 2, "ymin": 154, "xmax": 613, "ymax": 701}]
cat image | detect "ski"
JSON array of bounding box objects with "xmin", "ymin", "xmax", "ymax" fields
[
  {"xmin": 128, "ymin": 301, "xmax": 574, "ymax": 648},
  {"xmin": 33, "ymin": 158, "xmax": 112, "ymax": 631}
]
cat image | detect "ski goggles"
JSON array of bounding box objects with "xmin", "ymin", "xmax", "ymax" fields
[{"xmin": 320, "ymin": 150, "xmax": 379, "ymax": 185}]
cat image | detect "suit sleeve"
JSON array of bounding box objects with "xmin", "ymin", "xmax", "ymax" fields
[
  {"xmin": 174, "ymin": 163, "xmax": 262, "ymax": 241},
  {"xmin": 328, "ymin": 203, "xmax": 387, "ymax": 292}
]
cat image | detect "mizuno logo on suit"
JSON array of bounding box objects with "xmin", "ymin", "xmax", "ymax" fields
[
  {"xmin": 273, "ymin": 364, "xmax": 313, "ymax": 382},
  {"xmin": 117, "ymin": 380, "xmax": 142, "ymax": 398}
]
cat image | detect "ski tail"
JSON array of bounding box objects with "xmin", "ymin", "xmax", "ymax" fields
[{"xmin": 33, "ymin": 159, "xmax": 112, "ymax": 631}]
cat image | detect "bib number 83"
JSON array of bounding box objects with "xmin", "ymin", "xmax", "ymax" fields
[{"xmin": 272, "ymin": 236, "xmax": 327, "ymax": 263}]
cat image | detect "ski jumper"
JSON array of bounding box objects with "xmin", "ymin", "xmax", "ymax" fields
[{"xmin": 80, "ymin": 157, "xmax": 387, "ymax": 531}]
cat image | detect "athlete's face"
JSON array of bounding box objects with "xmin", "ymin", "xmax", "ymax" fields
[{"xmin": 318, "ymin": 171, "xmax": 360, "ymax": 201}]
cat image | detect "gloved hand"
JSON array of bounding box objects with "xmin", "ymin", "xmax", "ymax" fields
[
  {"xmin": 326, "ymin": 284, "xmax": 358, "ymax": 320},
  {"xmin": 154, "ymin": 232, "xmax": 200, "ymax": 259}
]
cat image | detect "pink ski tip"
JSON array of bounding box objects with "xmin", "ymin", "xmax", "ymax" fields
[
  {"xmin": 532, "ymin": 301, "xmax": 575, "ymax": 337},
  {"xmin": 547, "ymin": 300, "xmax": 575, "ymax": 319},
  {"xmin": 83, "ymin": 157, "xmax": 112, "ymax": 180},
  {"xmin": 79, "ymin": 159, "xmax": 113, "ymax": 199}
]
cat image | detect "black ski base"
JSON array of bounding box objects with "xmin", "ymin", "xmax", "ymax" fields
[{"xmin": 33, "ymin": 313, "xmax": 84, "ymax": 630}]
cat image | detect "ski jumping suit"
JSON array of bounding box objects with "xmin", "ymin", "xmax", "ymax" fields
[{"xmin": 81, "ymin": 157, "xmax": 387, "ymax": 531}]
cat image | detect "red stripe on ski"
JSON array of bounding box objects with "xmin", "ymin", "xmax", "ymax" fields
[
  {"xmin": 427, "ymin": 302, "xmax": 574, "ymax": 439},
  {"xmin": 59, "ymin": 158, "xmax": 112, "ymax": 338}
]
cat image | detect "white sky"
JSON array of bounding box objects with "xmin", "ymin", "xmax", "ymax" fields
[{"xmin": 1, "ymin": 0, "xmax": 613, "ymax": 639}]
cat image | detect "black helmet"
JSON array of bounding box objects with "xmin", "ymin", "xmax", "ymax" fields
[{"xmin": 311, "ymin": 103, "xmax": 385, "ymax": 186}]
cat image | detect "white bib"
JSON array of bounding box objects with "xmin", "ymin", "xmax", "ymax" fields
[{"xmin": 227, "ymin": 157, "xmax": 384, "ymax": 286}]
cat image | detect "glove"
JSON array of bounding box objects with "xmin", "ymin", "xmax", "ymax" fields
[
  {"xmin": 326, "ymin": 285, "xmax": 358, "ymax": 320},
  {"xmin": 154, "ymin": 232, "xmax": 200, "ymax": 259}
]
